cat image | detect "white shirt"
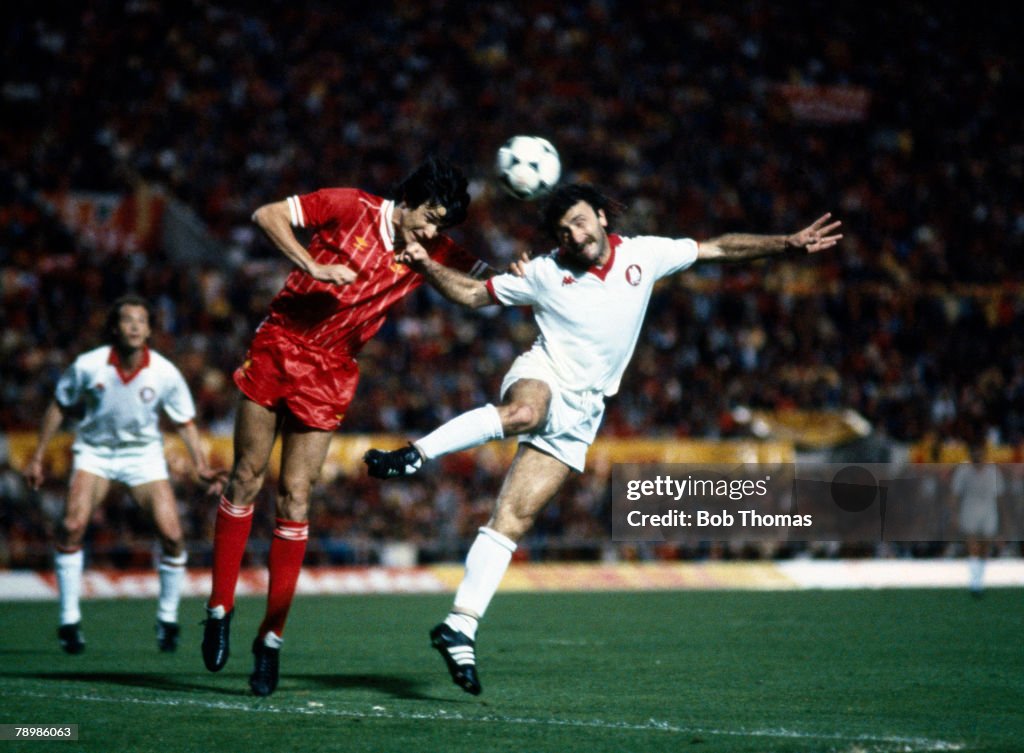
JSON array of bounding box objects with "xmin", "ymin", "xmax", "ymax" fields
[
  {"xmin": 486, "ymin": 234, "xmax": 698, "ymax": 396},
  {"xmin": 55, "ymin": 345, "xmax": 197, "ymax": 450},
  {"xmin": 950, "ymin": 463, "xmax": 1005, "ymax": 509}
]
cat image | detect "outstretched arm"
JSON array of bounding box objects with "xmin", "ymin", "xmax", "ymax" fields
[
  {"xmin": 399, "ymin": 242, "xmax": 495, "ymax": 309},
  {"xmin": 697, "ymin": 213, "xmax": 842, "ymax": 262},
  {"xmin": 252, "ymin": 201, "xmax": 356, "ymax": 285}
]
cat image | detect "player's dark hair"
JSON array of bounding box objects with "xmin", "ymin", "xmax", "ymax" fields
[
  {"xmin": 394, "ymin": 156, "xmax": 470, "ymax": 228},
  {"xmin": 105, "ymin": 293, "xmax": 153, "ymax": 343},
  {"xmin": 541, "ymin": 183, "xmax": 620, "ymax": 240}
]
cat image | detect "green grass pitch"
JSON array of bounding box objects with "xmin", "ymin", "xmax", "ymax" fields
[{"xmin": 2, "ymin": 589, "xmax": 1022, "ymax": 752}]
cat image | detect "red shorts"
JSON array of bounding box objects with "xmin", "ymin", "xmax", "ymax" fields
[{"xmin": 234, "ymin": 322, "xmax": 359, "ymax": 430}]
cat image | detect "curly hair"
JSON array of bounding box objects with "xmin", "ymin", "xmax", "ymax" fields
[
  {"xmin": 540, "ymin": 183, "xmax": 622, "ymax": 241},
  {"xmin": 393, "ymin": 156, "xmax": 470, "ymax": 228}
]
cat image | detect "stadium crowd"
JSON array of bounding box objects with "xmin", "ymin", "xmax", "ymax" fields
[{"xmin": 1, "ymin": 1, "xmax": 1022, "ymax": 568}]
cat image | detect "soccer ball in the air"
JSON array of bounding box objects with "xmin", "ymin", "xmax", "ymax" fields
[{"xmin": 496, "ymin": 135, "xmax": 561, "ymax": 200}]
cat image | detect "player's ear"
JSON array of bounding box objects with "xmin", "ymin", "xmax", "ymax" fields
[{"xmin": 597, "ymin": 208, "xmax": 608, "ymax": 228}]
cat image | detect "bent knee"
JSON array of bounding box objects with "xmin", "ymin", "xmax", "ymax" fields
[
  {"xmin": 502, "ymin": 402, "xmax": 545, "ymax": 435},
  {"xmin": 159, "ymin": 537, "xmax": 185, "ymax": 558},
  {"xmin": 276, "ymin": 479, "xmax": 313, "ymax": 522},
  {"xmin": 60, "ymin": 517, "xmax": 89, "ymax": 545},
  {"xmin": 229, "ymin": 462, "xmax": 266, "ymax": 502}
]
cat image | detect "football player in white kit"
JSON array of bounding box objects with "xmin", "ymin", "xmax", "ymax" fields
[
  {"xmin": 365, "ymin": 183, "xmax": 842, "ymax": 695},
  {"xmin": 24, "ymin": 294, "xmax": 222, "ymax": 654},
  {"xmin": 950, "ymin": 440, "xmax": 1006, "ymax": 596}
]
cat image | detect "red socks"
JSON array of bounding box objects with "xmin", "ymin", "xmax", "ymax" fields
[
  {"xmin": 208, "ymin": 496, "xmax": 254, "ymax": 612},
  {"xmin": 208, "ymin": 496, "xmax": 308, "ymax": 642},
  {"xmin": 257, "ymin": 519, "xmax": 308, "ymax": 640}
]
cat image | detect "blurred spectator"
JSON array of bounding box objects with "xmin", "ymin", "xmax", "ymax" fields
[{"xmin": 2, "ymin": 1, "xmax": 1022, "ymax": 565}]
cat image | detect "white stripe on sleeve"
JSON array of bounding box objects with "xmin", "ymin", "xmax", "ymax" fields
[{"xmin": 287, "ymin": 196, "xmax": 304, "ymax": 227}]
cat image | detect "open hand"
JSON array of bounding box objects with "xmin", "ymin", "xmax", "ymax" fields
[
  {"xmin": 506, "ymin": 250, "xmax": 531, "ymax": 277},
  {"xmin": 787, "ymin": 213, "xmax": 843, "ymax": 254}
]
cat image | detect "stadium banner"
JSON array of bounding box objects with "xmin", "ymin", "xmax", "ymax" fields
[
  {"xmin": 2, "ymin": 560, "xmax": 1024, "ymax": 601},
  {"xmin": 42, "ymin": 186, "xmax": 165, "ymax": 256},
  {"xmin": 777, "ymin": 83, "xmax": 872, "ymax": 123},
  {"xmin": 11, "ymin": 429, "xmax": 1024, "ymax": 483},
  {"xmin": 4, "ymin": 432, "xmax": 795, "ymax": 482},
  {"xmin": 611, "ymin": 463, "xmax": 1024, "ymax": 542}
]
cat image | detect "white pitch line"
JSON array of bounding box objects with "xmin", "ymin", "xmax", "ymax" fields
[{"xmin": 1, "ymin": 686, "xmax": 963, "ymax": 752}]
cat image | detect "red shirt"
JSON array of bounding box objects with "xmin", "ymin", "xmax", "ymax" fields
[{"xmin": 263, "ymin": 188, "xmax": 486, "ymax": 354}]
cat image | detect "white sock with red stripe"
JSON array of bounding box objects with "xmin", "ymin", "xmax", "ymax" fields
[
  {"xmin": 157, "ymin": 551, "xmax": 188, "ymax": 623},
  {"xmin": 446, "ymin": 527, "xmax": 517, "ymax": 641},
  {"xmin": 55, "ymin": 548, "xmax": 84, "ymax": 625},
  {"xmin": 416, "ymin": 404, "xmax": 504, "ymax": 460}
]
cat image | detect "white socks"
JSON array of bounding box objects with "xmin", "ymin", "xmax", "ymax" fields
[
  {"xmin": 445, "ymin": 611, "xmax": 480, "ymax": 639},
  {"xmin": 157, "ymin": 552, "xmax": 188, "ymax": 623},
  {"xmin": 416, "ymin": 404, "xmax": 504, "ymax": 460},
  {"xmin": 968, "ymin": 556, "xmax": 985, "ymax": 592},
  {"xmin": 57, "ymin": 548, "xmax": 189, "ymax": 625},
  {"xmin": 55, "ymin": 549, "xmax": 84, "ymax": 625},
  {"xmin": 447, "ymin": 527, "xmax": 517, "ymax": 640}
]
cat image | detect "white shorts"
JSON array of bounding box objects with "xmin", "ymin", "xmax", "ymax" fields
[
  {"xmin": 959, "ymin": 501, "xmax": 998, "ymax": 538},
  {"xmin": 500, "ymin": 350, "xmax": 606, "ymax": 472},
  {"xmin": 72, "ymin": 442, "xmax": 170, "ymax": 488}
]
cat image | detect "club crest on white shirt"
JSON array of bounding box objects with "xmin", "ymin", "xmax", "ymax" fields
[
  {"xmin": 625, "ymin": 264, "xmax": 642, "ymax": 286},
  {"xmin": 139, "ymin": 387, "xmax": 157, "ymax": 403}
]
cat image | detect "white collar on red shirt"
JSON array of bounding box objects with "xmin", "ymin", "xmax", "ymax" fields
[{"xmin": 381, "ymin": 200, "xmax": 395, "ymax": 251}]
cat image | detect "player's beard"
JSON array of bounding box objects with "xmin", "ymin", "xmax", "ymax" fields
[{"xmin": 563, "ymin": 234, "xmax": 608, "ymax": 269}]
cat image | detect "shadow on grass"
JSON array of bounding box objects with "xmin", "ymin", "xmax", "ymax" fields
[
  {"xmin": 4, "ymin": 670, "xmax": 444, "ymax": 701},
  {"xmin": 289, "ymin": 673, "xmax": 441, "ymax": 701},
  {"xmin": 0, "ymin": 649, "xmax": 62, "ymax": 657},
  {"xmin": 7, "ymin": 671, "xmax": 251, "ymax": 695}
]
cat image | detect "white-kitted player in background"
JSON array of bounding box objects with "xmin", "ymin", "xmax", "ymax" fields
[
  {"xmin": 24, "ymin": 294, "xmax": 223, "ymax": 654},
  {"xmin": 950, "ymin": 440, "xmax": 1006, "ymax": 597}
]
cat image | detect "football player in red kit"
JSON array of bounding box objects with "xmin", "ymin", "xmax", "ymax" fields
[{"xmin": 202, "ymin": 157, "xmax": 490, "ymax": 696}]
